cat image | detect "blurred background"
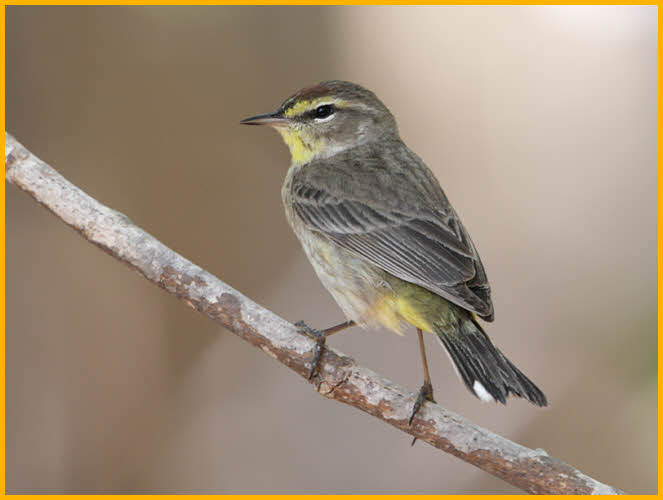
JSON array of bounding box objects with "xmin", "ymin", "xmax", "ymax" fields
[{"xmin": 6, "ymin": 6, "xmax": 657, "ymax": 494}]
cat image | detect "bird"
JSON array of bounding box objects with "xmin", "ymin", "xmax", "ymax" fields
[{"xmin": 241, "ymin": 80, "xmax": 547, "ymax": 423}]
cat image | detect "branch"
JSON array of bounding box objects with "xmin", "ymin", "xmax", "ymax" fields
[{"xmin": 5, "ymin": 132, "xmax": 624, "ymax": 495}]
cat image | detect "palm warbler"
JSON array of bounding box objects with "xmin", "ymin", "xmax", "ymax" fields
[{"xmin": 242, "ymin": 80, "xmax": 547, "ymax": 421}]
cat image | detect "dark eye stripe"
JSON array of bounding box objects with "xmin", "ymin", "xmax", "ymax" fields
[{"xmin": 281, "ymin": 102, "xmax": 337, "ymax": 121}]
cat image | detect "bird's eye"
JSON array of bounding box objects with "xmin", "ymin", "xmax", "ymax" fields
[{"xmin": 314, "ymin": 105, "xmax": 335, "ymax": 119}]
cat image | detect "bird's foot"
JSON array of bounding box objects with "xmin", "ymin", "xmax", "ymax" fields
[
  {"xmin": 295, "ymin": 320, "xmax": 326, "ymax": 380},
  {"xmin": 409, "ymin": 380, "xmax": 436, "ymax": 446}
]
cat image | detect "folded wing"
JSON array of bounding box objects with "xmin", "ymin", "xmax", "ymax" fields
[{"xmin": 290, "ymin": 156, "xmax": 494, "ymax": 321}]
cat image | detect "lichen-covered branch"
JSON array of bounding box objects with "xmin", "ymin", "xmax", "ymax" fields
[{"xmin": 4, "ymin": 132, "xmax": 624, "ymax": 495}]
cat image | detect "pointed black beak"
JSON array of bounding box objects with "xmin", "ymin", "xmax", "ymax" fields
[{"xmin": 240, "ymin": 111, "xmax": 288, "ymax": 127}]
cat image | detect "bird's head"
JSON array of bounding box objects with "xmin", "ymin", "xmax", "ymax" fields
[{"xmin": 241, "ymin": 80, "xmax": 398, "ymax": 165}]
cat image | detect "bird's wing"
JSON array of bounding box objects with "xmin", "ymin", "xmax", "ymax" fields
[{"xmin": 290, "ymin": 149, "xmax": 494, "ymax": 321}]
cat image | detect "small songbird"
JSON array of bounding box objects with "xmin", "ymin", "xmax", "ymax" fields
[{"xmin": 241, "ymin": 80, "xmax": 547, "ymax": 422}]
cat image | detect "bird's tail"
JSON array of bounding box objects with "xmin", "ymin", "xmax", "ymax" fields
[{"xmin": 434, "ymin": 316, "xmax": 548, "ymax": 406}]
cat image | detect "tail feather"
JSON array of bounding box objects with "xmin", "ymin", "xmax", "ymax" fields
[{"xmin": 435, "ymin": 317, "xmax": 547, "ymax": 407}]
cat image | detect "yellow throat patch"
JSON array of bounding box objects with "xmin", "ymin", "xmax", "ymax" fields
[{"xmin": 276, "ymin": 127, "xmax": 320, "ymax": 165}]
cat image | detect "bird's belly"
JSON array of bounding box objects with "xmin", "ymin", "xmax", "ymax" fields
[
  {"xmin": 292, "ymin": 227, "xmax": 445, "ymax": 335},
  {"xmin": 282, "ymin": 171, "xmax": 443, "ymax": 334},
  {"xmin": 294, "ymin": 229, "xmax": 402, "ymax": 330}
]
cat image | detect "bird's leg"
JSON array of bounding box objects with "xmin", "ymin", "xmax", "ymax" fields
[
  {"xmin": 409, "ymin": 327, "xmax": 437, "ymax": 446},
  {"xmin": 295, "ymin": 320, "xmax": 355, "ymax": 380}
]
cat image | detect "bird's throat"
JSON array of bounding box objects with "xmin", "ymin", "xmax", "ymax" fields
[{"xmin": 277, "ymin": 128, "xmax": 320, "ymax": 165}]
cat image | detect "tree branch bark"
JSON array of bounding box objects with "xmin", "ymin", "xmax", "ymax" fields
[{"xmin": 5, "ymin": 132, "xmax": 624, "ymax": 495}]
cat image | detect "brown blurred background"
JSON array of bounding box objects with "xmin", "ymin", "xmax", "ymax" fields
[{"xmin": 6, "ymin": 6, "xmax": 657, "ymax": 494}]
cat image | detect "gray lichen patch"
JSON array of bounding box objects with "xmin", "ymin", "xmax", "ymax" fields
[{"xmin": 240, "ymin": 300, "xmax": 312, "ymax": 355}]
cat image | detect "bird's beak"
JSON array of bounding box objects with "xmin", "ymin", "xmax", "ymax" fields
[{"xmin": 240, "ymin": 111, "xmax": 289, "ymax": 127}]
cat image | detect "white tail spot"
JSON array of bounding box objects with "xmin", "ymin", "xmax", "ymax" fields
[{"xmin": 473, "ymin": 380, "xmax": 494, "ymax": 403}]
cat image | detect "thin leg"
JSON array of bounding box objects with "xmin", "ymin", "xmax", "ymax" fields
[
  {"xmin": 410, "ymin": 328, "xmax": 437, "ymax": 445},
  {"xmin": 417, "ymin": 327, "xmax": 434, "ymax": 390},
  {"xmin": 295, "ymin": 320, "xmax": 355, "ymax": 379}
]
